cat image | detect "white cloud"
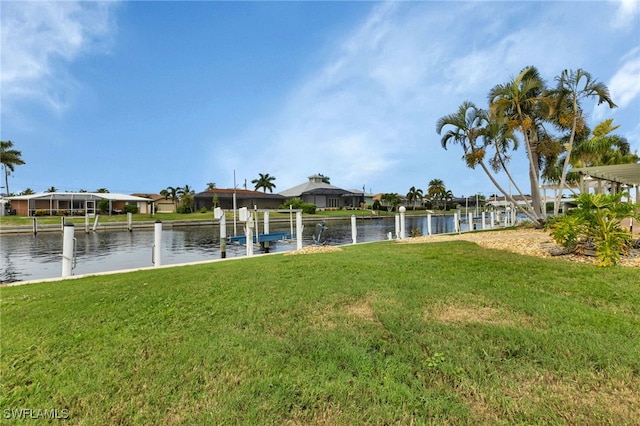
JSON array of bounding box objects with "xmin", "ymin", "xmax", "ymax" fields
[
  {"xmin": 611, "ymin": 0, "xmax": 639, "ymax": 29},
  {"xmin": 594, "ymin": 48, "xmax": 640, "ymax": 123},
  {"xmin": 210, "ymin": 1, "xmax": 639, "ymax": 195},
  {"xmin": 0, "ymin": 1, "xmax": 118, "ymax": 112},
  {"xmin": 608, "ymin": 49, "xmax": 640, "ymax": 109}
]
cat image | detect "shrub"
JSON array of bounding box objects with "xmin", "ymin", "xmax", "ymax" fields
[
  {"xmin": 123, "ymin": 205, "xmax": 138, "ymax": 214},
  {"xmin": 34, "ymin": 209, "xmax": 47, "ymax": 216},
  {"xmin": 302, "ymin": 203, "xmax": 316, "ymax": 214},
  {"xmin": 279, "ymin": 198, "xmax": 316, "ymax": 214},
  {"xmin": 200, "ymin": 207, "xmax": 208, "ymax": 214},
  {"xmin": 98, "ymin": 199, "xmax": 110, "ymax": 214},
  {"xmin": 548, "ymin": 193, "xmax": 637, "ymax": 267}
]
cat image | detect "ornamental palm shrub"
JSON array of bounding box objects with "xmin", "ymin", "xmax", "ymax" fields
[{"xmin": 548, "ymin": 192, "xmax": 637, "ymax": 266}]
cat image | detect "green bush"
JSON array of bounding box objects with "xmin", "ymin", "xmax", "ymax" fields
[
  {"xmin": 98, "ymin": 199, "xmax": 110, "ymax": 214},
  {"xmin": 279, "ymin": 198, "xmax": 316, "ymax": 214},
  {"xmin": 200, "ymin": 207, "xmax": 208, "ymax": 213},
  {"xmin": 548, "ymin": 193, "xmax": 637, "ymax": 267},
  {"xmin": 302, "ymin": 203, "xmax": 316, "ymax": 214},
  {"xmin": 123, "ymin": 205, "xmax": 138, "ymax": 214}
]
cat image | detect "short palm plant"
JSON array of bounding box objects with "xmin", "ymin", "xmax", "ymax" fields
[{"xmin": 548, "ymin": 192, "xmax": 637, "ymax": 266}]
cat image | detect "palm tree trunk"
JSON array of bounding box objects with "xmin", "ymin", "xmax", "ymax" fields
[
  {"xmin": 555, "ymin": 101, "xmax": 580, "ymax": 215},
  {"xmin": 4, "ymin": 166, "xmax": 9, "ymax": 196}
]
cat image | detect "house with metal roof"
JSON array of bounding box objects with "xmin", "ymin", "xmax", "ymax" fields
[
  {"xmin": 5, "ymin": 192, "xmax": 153, "ymax": 216},
  {"xmin": 279, "ymin": 174, "xmax": 364, "ymax": 210}
]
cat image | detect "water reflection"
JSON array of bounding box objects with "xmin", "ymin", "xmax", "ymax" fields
[{"xmin": 1, "ymin": 215, "xmax": 460, "ymax": 283}]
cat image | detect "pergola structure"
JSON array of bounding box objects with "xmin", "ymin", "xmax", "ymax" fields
[{"xmin": 571, "ymin": 164, "xmax": 640, "ymax": 203}]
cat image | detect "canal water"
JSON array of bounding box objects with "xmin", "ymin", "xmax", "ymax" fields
[{"xmin": 1, "ymin": 215, "xmax": 463, "ymax": 283}]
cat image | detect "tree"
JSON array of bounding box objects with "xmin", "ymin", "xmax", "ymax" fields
[
  {"xmin": 96, "ymin": 188, "xmax": 109, "ymax": 193},
  {"xmin": 406, "ymin": 186, "xmax": 424, "ymax": 210},
  {"xmin": 177, "ymin": 185, "xmax": 195, "ymax": 213},
  {"xmin": 318, "ymin": 173, "xmax": 330, "ymax": 184},
  {"xmin": 427, "ymin": 179, "xmax": 446, "ymax": 210},
  {"xmin": 0, "ymin": 140, "xmax": 25, "ymax": 196},
  {"xmin": 20, "ymin": 188, "xmax": 35, "ymax": 195},
  {"xmin": 550, "ymin": 69, "xmax": 616, "ymax": 214},
  {"xmin": 488, "ymin": 66, "xmax": 554, "ymax": 222},
  {"xmin": 436, "ymin": 101, "xmax": 540, "ymax": 222},
  {"xmin": 160, "ymin": 186, "xmax": 179, "ymax": 212},
  {"xmin": 570, "ymin": 119, "xmax": 638, "ymax": 167},
  {"xmin": 45, "ymin": 186, "xmax": 57, "ymax": 193},
  {"xmin": 206, "ymin": 182, "xmax": 216, "ymax": 190},
  {"xmin": 251, "ymin": 173, "xmax": 277, "ymax": 193},
  {"xmin": 380, "ymin": 193, "xmax": 401, "ymax": 212},
  {"xmin": 442, "ymin": 190, "xmax": 454, "ymax": 211}
]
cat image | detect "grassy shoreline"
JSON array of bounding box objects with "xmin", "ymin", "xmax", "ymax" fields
[{"xmin": 1, "ymin": 239, "xmax": 638, "ymax": 424}]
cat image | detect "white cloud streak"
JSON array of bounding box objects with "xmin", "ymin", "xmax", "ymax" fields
[
  {"xmin": 1, "ymin": 1, "xmax": 118, "ymax": 113},
  {"xmin": 213, "ymin": 1, "xmax": 610, "ymax": 192}
]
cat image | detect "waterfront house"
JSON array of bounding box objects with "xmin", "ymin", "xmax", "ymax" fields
[
  {"xmin": 193, "ymin": 189, "xmax": 285, "ymax": 211},
  {"xmin": 279, "ymin": 175, "xmax": 364, "ymax": 210},
  {"xmin": 6, "ymin": 192, "xmax": 154, "ymax": 216}
]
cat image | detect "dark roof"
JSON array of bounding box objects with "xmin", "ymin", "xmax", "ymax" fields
[{"xmin": 194, "ymin": 189, "xmax": 285, "ymax": 200}]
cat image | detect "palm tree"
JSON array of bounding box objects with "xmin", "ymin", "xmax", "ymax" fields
[
  {"xmin": 206, "ymin": 182, "xmax": 216, "ymax": 190},
  {"xmin": 442, "ymin": 190, "xmax": 453, "ymax": 211},
  {"xmin": 177, "ymin": 185, "xmax": 195, "ymax": 212},
  {"xmin": 160, "ymin": 186, "xmax": 179, "ymax": 212},
  {"xmin": 251, "ymin": 173, "xmax": 276, "ymax": 193},
  {"xmin": 427, "ymin": 179, "xmax": 446, "ymax": 210},
  {"xmin": 380, "ymin": 193, "xmax": 401, "ymax": 212},
  {"xmin": 20, "ymin": 188, "xmax": 35, "ymax": 195},
  {"xmin": 406, "ymin": 186, "xmax": 423, "ymax": 210},
  {"xmin": 0, "ymin": 140, "xmax": 25, "ymax": 196},
  {"xmin": 550, "ymin": 69, "xmax": 616, "ymax": 214},
  {"xmin": 571, "ymin": 119, "xmax": 637, "ymax": 167},
  {"xmin": 95, "ymin": 188, "xmax": 109, "ymax": 193},
  {"xmin": 488, "ymin": 66, "xmax": 553, "ymax": 221},
  {"xmin": 45, "ymin": 186, "xmax": 57, "ymax": 193}
]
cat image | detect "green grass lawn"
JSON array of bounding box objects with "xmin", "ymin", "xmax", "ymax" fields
[{"xmin": 1, "ymin": 240, "xmax": 638, "ymax": 424}]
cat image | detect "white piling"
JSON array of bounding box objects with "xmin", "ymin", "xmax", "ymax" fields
[
  {"xmin": 481, "ymin": 212, "xmax": 486, "ymax": 230},
  {"xmin": 245, "ymin": 215, "xmax": 254, "ymax": 256},
  {"xmin": 61, "ymin": 216, "xmax": 65, "ymax": 232},
  {"xmin": 92, "ymin": 214, "xmax": 100, "ymax": 231},
  {"xmin": 468, "ymin": 212, "xmax": 473, "ymax": 232},
  {"xmin": 351, "ymin": 214, "xmax": 357, "ymax": 244},
  {"xmin": 153, "ymin": 220, "xmax": 162, "ymax": 266},
  {"xmin": 399, "ymin": 206, "xmax": 406, "ymax": 239},
  {"xmin": 490, "ymin": 212, "xmax": 495, "ymax": 229},
  {"xmin": 296, "ymin": 211, "xmax": 303, "ymax": 250},
  {"xmin": 127, "ymin": 212, "xmax": 133, "ymax": 232},
  {"xmin": 427, "ymin": 213, "xmax": 432, "ymax": 236},
  {"xmin": 263, "ymin": 211, "xmax": 270, "ymax": 234},
  {"xmin": 454, "ymin": 213, "xmax": 460, "ymax": 233},
  {"xmin": 263, "ymin": 210, "xmax": 270, "ymax": 252},
  {"xmin": 215, "ymin": 208, "xmax": 227, "ymax": 259},
  {"xmin": 85, "ymin": 213, "xmax": 90, "ymax": 233},
  {"xmin": 395, "ymin": 214, "xmax": 400, "ymax": 239},
  {"xmin": 61, "ymin": 223, "xmax": 75, "ymax": 278}
]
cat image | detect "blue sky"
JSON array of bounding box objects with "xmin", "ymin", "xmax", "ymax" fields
[{"xmin": 2, "ymin": 1, "xmax": 639, "ymax": 198}]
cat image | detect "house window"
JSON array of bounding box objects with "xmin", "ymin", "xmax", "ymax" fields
[{"xmin": 328, "ymin": 197, "xmax": 340, "ymax": 208}]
